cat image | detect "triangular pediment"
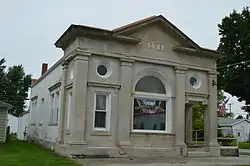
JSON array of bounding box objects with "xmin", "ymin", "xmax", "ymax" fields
[{"xmin": 113, "ymin": 15, "xmax": 201, "ymax": 50}]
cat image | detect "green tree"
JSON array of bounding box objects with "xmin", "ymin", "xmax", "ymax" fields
[
  {"xmin": 192, "ymin": 104, "xmax": 204, "ymax": 130},
  {"xmin": 0, "ymin": 58, "xmax": 6, "ymax": 96},
  {"xmin": 0, "ymin": 59, "xmax": 31, "ymax": 116},
  {"xmin": 217, "ymin": 7, "xmax": 250, "ymax": 113}
]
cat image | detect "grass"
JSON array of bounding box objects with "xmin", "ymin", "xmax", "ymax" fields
[
  {"xmin": 0, "ymin": 139, "xmax": 80, "ymax": 166},
  {"xmin": 239, "ymin": 142, "xmax": 250, "ymax": 149}
]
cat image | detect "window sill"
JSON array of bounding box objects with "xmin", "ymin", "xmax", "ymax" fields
[
  {"xmin": 91, "ymin": 129, "xmax": 111, "ymax": 136},
  {"xmin": 48, "ymin": 123, "xmax": 58, "ymax": 126},
  {"xmin": 131, "ymin": 130, "xmax": 174, "ymax": 136}
]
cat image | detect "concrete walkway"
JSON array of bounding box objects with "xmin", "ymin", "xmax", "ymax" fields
[{"xmin": 77, "ymin": 156, "xmax": 250, "ymax": 166}]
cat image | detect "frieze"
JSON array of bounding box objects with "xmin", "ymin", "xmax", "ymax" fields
[{"xmin": 185, "ymin": 92, "xmax": 209, "ymax": 105}]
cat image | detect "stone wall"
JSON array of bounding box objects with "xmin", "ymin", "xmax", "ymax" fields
[{"xmin": 220, "ymin": 148, "xmax": 239, "ymax": 157}]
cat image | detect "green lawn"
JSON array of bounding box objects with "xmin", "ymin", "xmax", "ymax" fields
[
  {"xmin": 239, "ymin": 142, "xmax": 250, "ymax": 149},
  {"xmin": 0, "ymin": 139, "xmax": 80, "ymax": 166}
]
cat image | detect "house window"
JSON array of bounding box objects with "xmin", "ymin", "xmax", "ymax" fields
[
  {"xmin": 238, "ymin": 132, "xmax": 241, "ymax": 137},
  {"xmin": 50, "ymin": 93, "xmax": 54, "ymax": 121},
  {"xmin": 31, "ymin": 100, "xmax": 37, "ymax": 124},
  {"xmin": 51, "ymin": 92, "xmax": 60, "ymax": 124},
  {"xmin": 93, "ymin": 93, "xmax": 110, "ymax": 130},
  {"xmin": 133, "ymin": 76, "xmax": 168, "ymax": 132},
  {"xmin": 66, "ymin": 92, "xmax": 72, "ymax": 129}
]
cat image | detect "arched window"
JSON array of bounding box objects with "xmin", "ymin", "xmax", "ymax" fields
[
  {"xmin": 133, "ymin": 76, "xmax": 168, "ymax": 132},
  {"xmin": 135, "ymin": 76, "xmax": 166, "ymax": 94}
]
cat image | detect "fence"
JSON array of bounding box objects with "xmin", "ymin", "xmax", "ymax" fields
[{"xmin": 190, "ymin": 128, "xmax": 240, "ymax": 147}]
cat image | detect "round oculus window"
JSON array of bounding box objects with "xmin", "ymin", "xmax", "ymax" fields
[
  {"xmin": 190, "ymin": 77, "xmax": 198, "ymax": 87},
  {"xmin": 97, "ymin": 65, "xmax": 108, "ymax": 76},
  {"xmin": 189, "ymin": 74, "xmax": 202, "ymax": 89}
]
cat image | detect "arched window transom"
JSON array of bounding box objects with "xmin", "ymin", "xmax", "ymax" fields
[{"xmin": 135, "ymin": 76, "xmax": 166, "ymax": 94}]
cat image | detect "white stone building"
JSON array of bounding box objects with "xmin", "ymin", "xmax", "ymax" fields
[
  {"xmin": 7, "ymin": 114, "xmax": 18, "ymax": 134},
  {"xmin": 27, "ymin": 15, "xmax": 224, "ymax": 158}
]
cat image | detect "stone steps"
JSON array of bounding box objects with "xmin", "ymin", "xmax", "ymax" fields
[
  {"xmin": 188, "ymin": 148, "xmax": 210, "ymax": 157},
  {"xmin": 188, "ymin": 151, "xmax": 211, "ymax": 157}
]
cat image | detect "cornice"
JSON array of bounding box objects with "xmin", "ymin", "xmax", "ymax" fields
[{"xmin": 87, "ymin": 81, "xmax": 121, "ymax": 89}]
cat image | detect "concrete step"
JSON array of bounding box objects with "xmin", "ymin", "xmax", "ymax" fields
[
  {"xmin": 188, "ymin": 147, "xmax": 209, "ymax": 152},
  {"xmin": 188, "ymin": 151, "xmax": 211, "ymax": 157},
  {"xmin": 54, "ymin": 143, "xmax": 69, "ymax": 157}
]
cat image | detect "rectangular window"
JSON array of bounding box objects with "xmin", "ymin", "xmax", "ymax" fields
[
  {"xmin": 94, "ymin": 93, "xmax": 110, "ymax": 130},
  {"xmin": 50, "ymin": 93, "xmax": 55, "ymax": 123},
  {"xmin": 50, "ymin": 91, "xmax": 60, "ymax": 124},
  {"xmin": 34, "ymin": 100, "xmax": 38, "ymax": 124},
  {"xmin": 55, "ymin": 92, "xmax": 60, "ymax": 122},
  {"xmin": 133, "ymin": 98, "xmax": 166, "ymax": 131},
  {"xmin": 66, "ymin": 92, "xmax": 72, "ymax": 129},
  {"xmin": 51, "ymin": 92, "xmax": 60, "ymax": 124},
  {"xmin": 31, "ymin": 100, "xmax": 37, "ymax": 124}
]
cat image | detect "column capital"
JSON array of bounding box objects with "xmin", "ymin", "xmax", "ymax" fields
[
  {"xmin": 61, "ymin": 61, "xmax": 69, "ymax": 69},
  {"xmin": 65, "ymin": 47, "xmax": 91, "ymax": 61},
  {"xmin": 175, "ymin": 66, "xmax": 187, "ymax": 74},
  {"xmin": 208, "ymin": 71, "xmax": 219, "ymax": 78},
  {"xmin": 73, "ymin": 55, "xmax": 89, "ymax": 61},
  {"xmin": 120, "ymin": 58, "xmax": 134, "ymax": 67}
]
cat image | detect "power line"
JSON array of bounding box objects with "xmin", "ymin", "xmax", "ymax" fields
[
  {"xmin": 1, "ymin": 100, "xmax": 27, "ymax": 103},
  {"xmin": 218, "ymin": 60, "xmax": 250, "ymax": 69}
]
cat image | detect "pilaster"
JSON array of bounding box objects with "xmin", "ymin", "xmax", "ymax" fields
[
  {"xmin": 206, "ymin": 71, "xmax": 220, "ymax": 156},
  {"xmin": 185, "ymin": 104, "xmax": 193, "ymax": 146},
  {"xmin": 69, "ymin": 53, "xmax": 90, "ymax": 144},
  {"xmin": 118, "ymin": 58, "xmax": 134, "ymax": 146},
  {"xmin": 174, "ymin": 66, "xmax": 187, "ymax": 156},
  {"xmin": 58, "ymin": 61, "xmax": 69, "ymax": 143}
]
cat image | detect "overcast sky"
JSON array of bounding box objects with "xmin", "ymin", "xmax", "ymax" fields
[{"xmin": 1, "ymin": 0, "xmax": 249, "ymax": 116}]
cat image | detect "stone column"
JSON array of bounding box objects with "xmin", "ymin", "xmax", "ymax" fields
[
  {"xmin": 58, "ymin": 61, "xmax": 69, "ymax": 143},
  {"xmin": 69, "ymin": 54, "xmax": 90, "ymax": 144},
  {"xmin": 185, "ymin": 104, "xmax": 193, "ymax": 146},
  {"xmin": 204, "ymin": 105, "xmax": 209, "ymax": 146},
  {"xmin": 117, "ymin": 58, "xmax": 134, "ymax": 146},
  {"xmin": 174, "ymin": 67, "xmax": 187, "ymax": 156},
  {"xmin": 205, "ymin": 71, "xmax": 220, "ymax": 156}
]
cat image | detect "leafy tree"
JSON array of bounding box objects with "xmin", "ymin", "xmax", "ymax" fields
[
  {"xmin": 217, "ymin": 7, "xmax": 250, "ymax": 114},
  {"xmin": 0, "ymin": 58, "xmax": 6, "ymax": 96},
  {"xmin": 192, "ymin": 104, "xmax": 204, "ymax": 130},
  {"xmin": 236, "ymin": 115, "xmax": 244, "ymax": 119},
  {"xmin": 0, "ymin": 59, "xmax": 31, "ymax": 116}
]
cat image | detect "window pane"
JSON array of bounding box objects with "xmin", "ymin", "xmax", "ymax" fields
[
  {"xmin": 133, "ymin": 98, "xmax": 166, "ymax": 131},
  {"xmin": 96, "ymin": 95, "xmax": 106, "ymax": 110},
  {"xmin": 135, "ymin": 76, "xmax": 166, "ymax": 94},
  {"xmin": 94, "ymin": 112, "xmax": 106, "ymax": 128}
]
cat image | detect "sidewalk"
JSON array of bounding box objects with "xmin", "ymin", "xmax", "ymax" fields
[{"xmin": 77, "ymin": 156, "xmax": 250, "ymax": 166}]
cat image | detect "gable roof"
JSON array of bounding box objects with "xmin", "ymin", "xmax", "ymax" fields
[
  {"xmin": 217, "ymin": 117, "xmax": 249, "ymax": 127},
  {"xmin": 54, "ymin": 24, "xmax": 141, "ymax": 49},
  {"xmin": 112, "ymin": 15, "xmax": 201, "ymax": 49},
  {"xmin": 0, "ymin": 100, "xmax": 13, "ymax": 109},
  {"xmin": 55, "ymin": 15, "xmax": 226, "ymax": 59}
]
